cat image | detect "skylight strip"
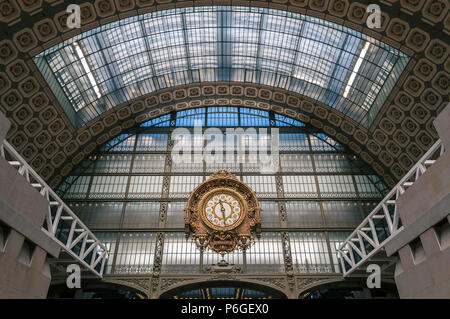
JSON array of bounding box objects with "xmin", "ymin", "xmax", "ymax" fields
[
  {"xmin": 73, "ymin": 42, "xmax": 102, "ymax": 100},
  {"xmin": 343, "ymin": 41, "xmax": 370, "ymax": 99}
]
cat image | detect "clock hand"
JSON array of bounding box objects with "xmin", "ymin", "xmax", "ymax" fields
[{"xmin": 219, "ymin": 200, "xmax": 226, "ymax": 221}]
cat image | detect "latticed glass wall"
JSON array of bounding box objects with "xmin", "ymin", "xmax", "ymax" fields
[{"xmin": 57, "ymin": 107, "xmax": 387, "ymax": 275}]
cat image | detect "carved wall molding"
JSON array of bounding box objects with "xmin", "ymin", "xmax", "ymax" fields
[
  {"xmin": 102, "ymin": 277, "xmax": 151, "ymax": 296},
  {"xmin": 38, "ymin": 81, "xmax": 433, "ymax": 190},
  {"xmin": 296, "ymin": 277, "xmax": 344, "ymax": 295},
  {"xmin": 253, "ymin": 277, "xmax": 287, "ymax": 291},
  {"xmin": 159, "ymin": 277, "xmax": 199, "ymax": 292},
  {"xmin": 52, "ymin": 273, "xmax": 390, "ymax": 298},
  {"xmin": 156, "ymin": 275, "xmax": 289, "ymax": 298}
]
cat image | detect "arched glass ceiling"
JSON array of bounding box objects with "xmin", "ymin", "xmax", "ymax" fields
[{"xmin": 34, "ymin": 6, "xmax": 409, "ymax": 128}]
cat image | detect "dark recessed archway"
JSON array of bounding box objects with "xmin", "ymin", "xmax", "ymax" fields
[
  {"xmin": 47, "ymin": 281, "xmax": 147, "ymax": 299},
  {"xmin": 159, "ymin": 280, "xmax": 288, "ymax": 299},
  {"xmin": 298, "ymin": 279, "xmax": 399, "ymax": 299}
]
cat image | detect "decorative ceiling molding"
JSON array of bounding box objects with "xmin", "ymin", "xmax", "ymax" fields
[
  {"xmin": 10, "ymin": 81, "xmax": 438, "ymax": 190},
  {"xmin": 0, "ymin": 0, "xmax": 449, "ymax": 189}
]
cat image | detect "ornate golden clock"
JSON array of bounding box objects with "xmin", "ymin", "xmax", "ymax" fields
[{"xmin": 185, "ymin": 170, "xmax": 261, "ymax": 256}]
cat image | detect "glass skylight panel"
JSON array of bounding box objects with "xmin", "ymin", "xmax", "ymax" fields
[
  {"xmin": 176, "ymin": 108, "xmax": 206, "ymax": 126},
  {"xmin": 207, "ymin": 107, "xmax": 239, "ymax": 126},
  {"xmin": 240, "ymin": 110, "xmax": 270, "ymax": 127},
  {"xmin": 34, "ymin": 6, "xmax": 408, "ymax": 128},
  {"xmin": 140, "ymin": 114, "xmax": 171, "ymax": 127},
  {"xmin": 274, "ymin": 114, "xmax": 305, "ymax": 127},
  {"xmin": 139, "ymin": 107, "xmax": 312, "ymax": 128}
]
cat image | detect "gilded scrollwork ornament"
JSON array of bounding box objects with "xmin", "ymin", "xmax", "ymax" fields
[{"xmin": 185, "ymin": 170, "xmax": 261, "ymax": 256}]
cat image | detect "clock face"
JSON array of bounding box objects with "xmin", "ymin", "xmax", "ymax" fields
[
  {"xmin": 201, "ymin": 190, "xmax": 245, "ymax": 230},
  {"xmin": 185, "ymin": 170, "xmax": 262, "ymax": 256}
]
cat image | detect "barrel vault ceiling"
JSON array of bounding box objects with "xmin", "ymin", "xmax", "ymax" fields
[{"xmin": 0, "ymin": 0, "xmax": 448, "ymax": 190}]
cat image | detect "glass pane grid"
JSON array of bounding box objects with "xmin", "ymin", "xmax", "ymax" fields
[
  {"xmin": 123, "ymin": 202, "xmax": 160, "ymax": 228},
  {"xmin": 94, "ymin": 154, "xmax": 131, "ymax": 173},
  {"xmin": 93, "ymin": 232, "xmax": 117, "ymax": 274},
  {"xmin": 35, "ymin": 6, "xmax": 408, "ymax": 128},
  {"xmin": 286, "ymin": 201, "xmax": 323, "ymax": 228},
  {"xmin": 58, "ymin": 111, "xmax": 387, "ymax": 276},
  {"xmin": 71, "ymin": 202, "xmax": 123, "ymax": 229},
  {"xmin": 290, "ymin": 232, "xmax": 333, "ymax": 273},
  {"xmin": 280, "ymin": 154, "xmax": 314, "ymax": 172},
  {"xmin": 323, "ymin": 201, "xmax": 363, "ymax": 228},
  {"xmin": 166, "ymin": 202, "xmax": 188, "ymax": 228},
  {"xmin": 328, "ymin": 231, "xmax": 352, "ymax": 273},
  {"xmin": 246, "ymin": 232, "xmax": 284, "ymax": 273},
  {"xmin": 162, "ymin": 232, "xmax": 201, "ymax": 273},
  {"xmin": 260, "ymin": 201, "xmax": 281, "ymax": 228},
  {"xmin": 114, "ymin": 232, "xmax": 156, "ymax": 274},
  {"xmin": 128, "ymin": 175, "xmax": 163, "ymax": 198}
]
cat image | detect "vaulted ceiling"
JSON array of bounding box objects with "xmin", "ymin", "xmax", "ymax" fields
[
  {"xmin": 0, "ymin": 0, "xmax": 449, "ymax": 190},
  {"xmin": 33, "ymin": 7, "xmax": 409, "ymax": 128}
]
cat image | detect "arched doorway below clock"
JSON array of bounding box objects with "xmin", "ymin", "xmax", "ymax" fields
[{"xmin": 159, "ymin": 281, "xmax": 287, "ymax": 299}]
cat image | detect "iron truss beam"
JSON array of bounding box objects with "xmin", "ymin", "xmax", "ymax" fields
[
  {"xmin": 338, "ymin": 139, "xmax": 445, "ymax": 277},
  {"xmin": 0, "ymin": 140, "xmax": 109, "ymax": 278}
]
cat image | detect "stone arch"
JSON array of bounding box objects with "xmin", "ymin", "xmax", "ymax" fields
[
  {"xmin": 48, "ymin": 278, "xmax": 150, "ymax": 298},
  {"xmin": 157, "ymin": 278, "xmax": 288, "ymax": 299},
  {"xmin": 0, "ymin": 0, "xmax": 448, "ymax": 190},
  {"xmin": 297, "ymin": 278, "xmax": 398, "ymax": 299},
  {"xmin": 49, "ymin": 83, "xmax": 400, "ymax": 190},
  {"xmin": 297, "ymin": 277, "xmax": 345, "ymax": 297},
  {"xmin": 101, "ymin": 278, "xmax": 151, "ymax": 298}
]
